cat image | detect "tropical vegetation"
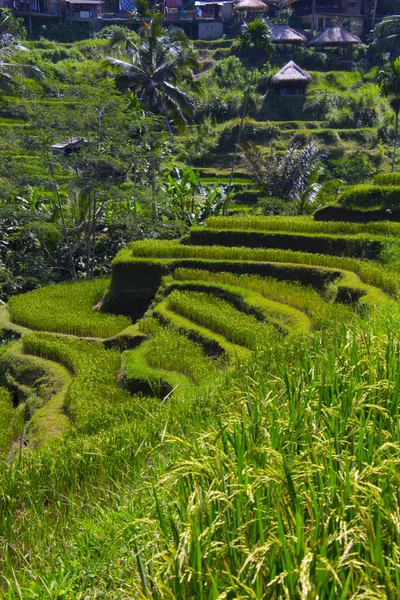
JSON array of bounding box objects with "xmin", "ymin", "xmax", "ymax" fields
[{"xmin": 1, "ymin": 9, "xmax": 400, "ymax": 598}]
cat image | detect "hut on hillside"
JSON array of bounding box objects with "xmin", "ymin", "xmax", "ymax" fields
[
  {"xmin": 270, "ymin": 24, "xmax": 307, "ymax": 48},
  {"xmin": 270, "ymin": 60, "xmax": 312, "ymax": 95},
  {"xmin": 51, "ymin": 137, "xmax": 87, "ymax": 155},
  {"xmin": 308, "ymin": 26, "xmax": 361, "ymax": 50},
  {"xmin": 233, "ymin": 0, "xmax": 268, "ymax": 15}
]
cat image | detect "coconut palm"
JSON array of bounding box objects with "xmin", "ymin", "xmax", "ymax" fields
[
  {"xmin": 378, "ymin": 57, "xmax": 400, "ymax": 172},
  {"xmin": 104, "ymin": 15, "xmax": 201, "ymax": 132}
]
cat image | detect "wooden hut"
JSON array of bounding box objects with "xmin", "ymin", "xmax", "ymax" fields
[
  {"xmin": 270, "ymin": 24, "xmax": 307, "ymax": 48},
  {"xmin": 308, "ymin": 26, "xmax": 361, "ymax": 50},
  {"xmin": 51, "ymin": 137, "xmax": 87, "ymax": 155},
  {"xmin": 233, "ymin": 0, "xmax": 268, "ymax": 14},
  {"xmin": 270, "ymin": 60, "xmax": 312, "ymax": 95}
]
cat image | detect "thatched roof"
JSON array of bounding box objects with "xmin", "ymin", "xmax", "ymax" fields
[
  {"xmin": 308, "ymin": 26, "xmax": 361, "ymax": 47},
  {"xmin": 270, "ymin": 24, "xmax": 307, "ymax": 44},
  {"xmin": 270, "ymin": 61, "xmax": 312, "ymax": 84},
  {"xmin": 233, "ymin": 0, "xmax": 268, "ymax": 12}
]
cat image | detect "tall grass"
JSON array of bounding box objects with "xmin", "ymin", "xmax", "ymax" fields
[
  {"xmin": 130, "ymin": 307, "xmax": 400, "ymax": 598},
  {"xmin": 206, "ymin": 215, "xmax": 400, "ymax": 237},
  {"xmin": 0, "ymin": 387, "xmax": 24, "ymax": 456},
  {"xmin": 0, "ymin": 308, "xmax": 400, "ymax": 597},
  {"xmin": 166, "ymin": 290, "xmax": 279, "ymax": 350},
  {"xmin": 8, "ymin": 279, "xmax": 131, "ymax": 338}
]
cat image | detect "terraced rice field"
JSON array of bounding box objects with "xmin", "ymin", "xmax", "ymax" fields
[{"xmin": 1, "ymin": 215, "xmax": 400, "ymax": 597}]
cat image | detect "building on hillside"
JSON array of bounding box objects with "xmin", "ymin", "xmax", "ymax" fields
[
  {"xmin": 7, "ymin": 0, "xmax": 59, "ymax": 15},
  {"xmin": 51, "ymin": 137, "xmax": 87, "ymax": 155},
  {"xmin": 308, "ymin": 25, "xmax": 361, "ymax": 50},
  {"xmin": 270, "ymin": 60, "xmax": 312, "ymax": 95},
  {"xmin": 270, "ymin": 24, "xmax": 307, "ymax": 47},
  {"xmin": 163, "ymin": 0, "xmax": 234, "ymax": 39},
  {"xmin": 287, "ymin": 0, "xmax": 366, "ymax": 35},
  {"xmin": 4, "ymin": 0, "xmax": 231, "ymax": 34},
  {"xmin": 64, "ymin": 0, "xmax": 104, "ymax": 19},
  {"xmin": 233, "ymin": 0, "xmax": 268, "ymax": 17}
]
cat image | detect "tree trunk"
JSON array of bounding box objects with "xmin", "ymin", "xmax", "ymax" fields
[
  {"xmin": 151, "ymin": 157, "xmax": 156, "ymax": 224},
  {"xmin": 133, "ymin": 163, "xmax": 137, "ymax": 222},
  {"xmin": 224, "ymin": 70, "xmax": 254, "ymax": 216},
  {"xmin": 91, "ymin": 191, "xmax": 96, "ymax": 279},
  {"xmin": 43, "ymin": 144, "xmax": 76, "ymax": 279},
  {"xmin": 311, "ymin": 0, "xmax": 316, "ymax": 36},
  {"xmin": 86, "ymin": 192, "xmax": 92, "ymax": 279},
  {"xmin": 392, "ymin": 108, "xmax": 399, "ymax": 172},
  {"xmin": 372, "ymin": 0, "xmax": 378, "ymax": 29}
]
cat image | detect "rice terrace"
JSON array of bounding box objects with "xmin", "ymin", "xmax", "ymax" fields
[{"xmin": 1, "ymin": 1, "xmax": 400, "ymax": 597}]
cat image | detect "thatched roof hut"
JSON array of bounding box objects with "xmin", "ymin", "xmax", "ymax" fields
[
  {"xmin": 270, "ymin": 60, "xmax": 312, "ymax": 95},
  {"xmin": 308, "ymin": 26, "xmax": 361, "ymax": 48},
  {"xmin": 233, "ymin": 0, "xmax": 268, "ymax": 12},
  {"xmin": 270, "ymin": 24, "xmax": 307, "ymax": 45}
]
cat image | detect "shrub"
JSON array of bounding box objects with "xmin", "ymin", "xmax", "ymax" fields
[
  {"xmin": 218, "ymin": 119, "xmax": 281, "ymax": 147},
  {"xmin": 327, "ymin": 153, "xmax": 376, "ymax": 184},
  {"xmin": 290, "ymin": 130, "xmax": 311, "ymax": 146},
  {"xmin": 314, "ymin": 129, "xmax": 340, "ymax": 144},
  {"xmin": 338, "ymin": 129, "xmax": 378, "ymax": 144},
  {"xmin": 292, "ymin": 48, "xmax": 328, "ymax": 69}
]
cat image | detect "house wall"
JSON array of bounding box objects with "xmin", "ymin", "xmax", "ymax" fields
[
  {"xmin": 301, "ymin": 13, "xmax": 364, "ymax": 35},
  {"xmin": 198, "ymin": 20, "xmax": 223, "ymax": 39}
]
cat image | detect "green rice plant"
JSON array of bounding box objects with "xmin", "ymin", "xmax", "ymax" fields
[
  {"xmin": 165, "ymin": 290, "xmax": 279, "ymax": 350},
  {"xmin": 122, "ymin": 341, "xmax": 196, "ymax": 400},
  {"xmin": 121, "ymin": 241, "xmax": 400, "ymax": 296},
  {"xmin": 172, "ymin": 268, "xmax": 352, "ymax": 331},
  {"xmin": 8, "ymin": 279, "xmax": 131, "ymax": 338},
  {"xmin": 186, "ymin": 227, "xmax": 393, "ymax": 261},
  {"xmin": 21, "ymin": 334, "xmax": 139, "ymax": 434},
  {"xmin": 153, "ymin": 298, "xmax": 250, "ymax": 361},
  {"xmin": 205, "ymin": 215, "xmax": 400, "ymax": 237},
  {"xmin": 130, "ymin": 307, "xmax": 400, "ymax": 598},
  {"xmin": 0, "ymin": 386, "xmax": 24, "ymax": 456},
  {"xmin": 138, "ymin": 318, "xmax": 224, "ymax": 383},
  {"xmin": 1, "ymin": 342, "xmax": 71, "ymax": 447},
  {"xmin": 160, "ymin": 276, "xmax": 311, "ymax": 337}
]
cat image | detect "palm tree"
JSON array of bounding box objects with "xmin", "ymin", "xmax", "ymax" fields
[
  {"xmin": 104, "ymin": 15, "xmax": 201, "ymax": 132},
  {"xmin": 378, "ymin": 57, "xmax": 400, "ymax": 172},
  {"xmin": 0, "ymin": 10, "xmax": 41, "ymax": 94},
  {"xmin": 238, "ymin": 18, "xmax": 274, "ymax": 64}
]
